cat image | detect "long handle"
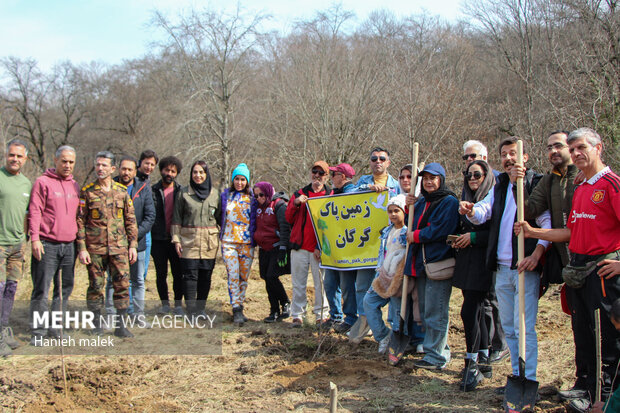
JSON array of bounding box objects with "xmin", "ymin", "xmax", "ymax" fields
[
  {"xmin": 401, "ymin": 142, "xmax": 419, "ymax": 316},
  {"xmin": 516, "ymin": 140, "xmax": 526, "ymax": 365},
  {"xmin": 595, "ymin": 308, "xmax": 601, "ymax": 402}
]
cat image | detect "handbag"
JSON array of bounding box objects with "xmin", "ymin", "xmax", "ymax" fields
[{"xmin": 422, "ymin": 244, "xmax": 455, "ymax": 280}]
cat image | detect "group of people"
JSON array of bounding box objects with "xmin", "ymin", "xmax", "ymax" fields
[{"xmin": 0, "ymin": 127, "xmax": 618, "ymax": 412}]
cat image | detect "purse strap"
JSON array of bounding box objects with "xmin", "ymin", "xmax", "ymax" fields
[{"xmin": 422, "ymin": 244, "xmax": 427, "ymax": 265}]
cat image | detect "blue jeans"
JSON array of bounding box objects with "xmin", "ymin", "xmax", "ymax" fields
[
  {"xmin": 143, "ymin": 232, "xmax": 151, "ymax": 280},
  {"xmin": 417, "ymin": 275, "xmax": 452, "ymax": 366},
  {"xmin": 495, "ymin": 264, "xmax": 539, "ymax": 381},
  {"xmin": 106, "ymin": 251, "xmax": 146, "ymax": 315},
  {"xmin": 355, "ymin": 268, "xmax": 375, "ymax": 317},
  {"xmin": 324, "ymin": 269, "xmax": 357, "ymax": 325},
  {"xmin": 363, "ymin": 287, "xmax": 402, "ymax": 343}
]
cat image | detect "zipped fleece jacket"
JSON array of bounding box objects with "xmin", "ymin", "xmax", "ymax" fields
[
  {"xmin": 28, "ymin": 168, "xmax": 80, "ymax": 243},
  {"xmin": 285, "ymin": 183, "xmax": 332, "ymax": 252},
  {"xmin": 171, "ymin": 186, "xmax": 221, "ymax": 259}
]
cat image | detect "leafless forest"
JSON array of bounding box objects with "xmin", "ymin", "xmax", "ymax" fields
[{"xmin": 1, "ymin": 0, "xmax": 618, "ymax": 190}]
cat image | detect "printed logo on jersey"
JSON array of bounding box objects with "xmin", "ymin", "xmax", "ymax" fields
[
  {"xmin": 591, "ymin": 189, "xmax": 605, "ymax": 204},
  {"xmin": 570, "ymin": 210, "xmax": 597, "ymax": 224}
]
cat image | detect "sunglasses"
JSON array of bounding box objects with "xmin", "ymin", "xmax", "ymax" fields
[
  {"xmin": 370, "ymin": 155, "xmax": 388, "ymax": 162},
  {"xmin": 462, "ymin": 153, "xmax": 478, "ymax": 160},
  {"xmin": 463, "ymin": 171, "xmax": 485, "ymax": 180},
  {"xmin": 399, "ymin": 174, "xmax": 412, "ymax": 180},
  {"xmin": 311, "ymin": 169, "xmax": 326, "ymax": 176},
  {"xmin": 330, "ymin": 171, "xmax": 342, "ymax": 177},
  {"xmin": 255, "ymin": 192, "xmax": 265, "ymax": 198}
]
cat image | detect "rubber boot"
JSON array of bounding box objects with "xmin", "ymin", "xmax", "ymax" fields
[{"xmin": 114, "ymin": 309, "xmax": 134, "ymax": 338}]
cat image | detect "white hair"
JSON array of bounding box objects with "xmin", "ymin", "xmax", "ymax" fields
[{"xmin": 462, "ymin": 140, "xmax": 488, "ymax": 158}]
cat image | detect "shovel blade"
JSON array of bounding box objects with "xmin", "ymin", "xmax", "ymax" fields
[
  {"xmin": 387, "ymin": 330, "xmax": 409, "ymax": 366},
  {"xmin": 503, "ymin": 374, "xmax": 539, "ymax": 413}
]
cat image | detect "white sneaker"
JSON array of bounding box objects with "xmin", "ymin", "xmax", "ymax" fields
[
  {"xmin": 416, "ymin": 344, "xmax": 425, "ymax": 354},
  {"xmin": 378, "ymin": 335, "xmax": 391, "ymax": 354}
]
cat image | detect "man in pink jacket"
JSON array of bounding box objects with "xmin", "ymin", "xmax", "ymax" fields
[{"xmin": 28, "ymin": 146, "xmax": 80, "ymax": 344}]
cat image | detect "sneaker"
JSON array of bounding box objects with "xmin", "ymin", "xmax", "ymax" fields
[
  {"xmin": 158, "ymin": 304, "xmax": 171, "ymax": 314},
  {"xmin": 558, "ymin": 386, "xmax": 589, "ymax": 401},
  {"xmin": 489, "ymin": 347, "xmax": 510, "ymax": 363},
  {"xmin": 290, "ymin": 317, "xmax": 303, "ymax": 328},
  {"xmin": 348, "ymin": 315, "xmax": 371, "ymax": 344},
  {"xmin": 316, "ymin": 317, "xmax": 333, "ymax": 327},
  {"xmin": 459, "ymin": 359, "xmax": 483, "ymax": 392},
  {"xmin": 172, "ymin": 306, "xmax": 184, "ymax": 316},
  {"xmin": 114, "ymin": 326, "xmax": 134, "ymax": 338},
  {"xmin": 2, "ymin": 327, "xmax": 20, "ymax": 349},
  {"xmin": 0, "ymin": 337, "xmax": 12, "ymax": 357},
  {"xmin": 378, "ymin": 335, "xmax": 391, "ymax": 354},
  {"xmin": 264, "ymin": 311, "xmax": 280, "ymax": 323},
  {"xmin": 567, "ymin": 398, "xmax": 591, "ymax": 413},
  {"xmin": 279, "ymin": 302, "xmax": 291, "ymax": 320},
  {"xmin": 413, "ymin": 359, "xmax": 444, "ymax": 370},
  {"xmin": 332, "ymin": 321, "xmax": 352, "ymax": 334}
]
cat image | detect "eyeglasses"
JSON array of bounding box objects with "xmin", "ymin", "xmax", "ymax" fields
[
  {"xmin": 370, "ymin": 155, "xmax": 387, "ymax": 162},
  {"xmin": 255, "ymin": 192, "xmax": 265, "ymax": 198},
  {"xmin": 462, "ymin": 153, "xmax": 478, "ymax": 160},
  {"xmin": 330, "ymin": 171, "xmax": 342, "ymax": 178},
  {"xmin": 546, "ymin": 142, "xmax": 567, "ymax": 152},
  {"xmin": 399, "ymin": 174, "xmax": 412, "ymax": 180},
  {"xmin": 463, "ymin": 171, "xmax": 485, "ymax": 180},
  {"xmin": 311, "ymin": 169, "xmax": 326, "ymax": 176}
]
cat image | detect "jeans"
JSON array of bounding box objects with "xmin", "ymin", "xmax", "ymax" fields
[
  {"xmin": 495, "ymin": 264, "xmax": 539, "ymax": 381},
  {"xmin": 417, "ymin": 275, "xmax": 452, "ymax": 366},
  {"xmin": 323, "ymin": 269, "xmax": 342, "ymax": 321},
  {"xmin": 143, "ymin": 232, "xmax": 151, "ymax": 280},
  {"xmin": 364, "ymin": 286, "xmax": 402, "ymax": 343},
  {"xmin": 106, "ymin": 251, "xmax": 146, "ymax": 315},
  {"xmin": 290, "ymin": 249, "xmax": 327, "ymax": 318},
  {"xmin": 355, "ymin": 268, "xmax": 375, "ymax": 317},
  {"xmin": 29, "ymin": 240, "xmax": 76, "ymax": 336}
]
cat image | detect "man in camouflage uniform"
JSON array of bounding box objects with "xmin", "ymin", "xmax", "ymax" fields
[{"xmin": 77, "ymin": 151, "xmax": 138, "ymax": 337}]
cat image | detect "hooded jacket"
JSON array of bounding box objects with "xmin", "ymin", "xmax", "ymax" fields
[
  {"xmin": 286, "ymin": 183, "xmax": 333, "ymax": 252},
  {"xmin": 28, "ymin": 168, "xmax": 80, "ymax": 243},
  {"xmin": 254, "ymin": 191, "xmax": 290, "ymax": 251}
]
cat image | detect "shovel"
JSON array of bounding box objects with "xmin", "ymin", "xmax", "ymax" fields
[
  {"xmin": 387, "ymin": 142, "xmax": 419, "ymax": 366},
  {"xmin": 504, "ymin": 140, "xmax": 539, "ymax": 412}
]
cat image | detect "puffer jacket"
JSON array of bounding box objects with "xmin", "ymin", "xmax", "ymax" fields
[{"xmin": 171, "ymin": 186, "xmax": 221, "ymax": 259}]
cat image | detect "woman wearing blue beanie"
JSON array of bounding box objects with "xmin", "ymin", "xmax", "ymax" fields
[{"xmin": 219, "ymin": 163, "xmax": 257, "ymax": 325}]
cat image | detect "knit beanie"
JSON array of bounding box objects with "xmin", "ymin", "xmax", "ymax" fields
[{"xmin": 232, "ymin": 163, "xmax": 250, "ymax": 182}]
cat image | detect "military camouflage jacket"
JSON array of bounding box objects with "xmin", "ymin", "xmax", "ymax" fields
[{"xmin": 77, "ymin": 181, "xmax": 139, "ymax": 255}]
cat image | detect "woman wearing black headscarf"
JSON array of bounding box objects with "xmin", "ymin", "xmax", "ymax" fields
[
  {"xmin": 171, "ymin": 161, "xmax": 221, "ymax": 316},
  {"xmin": 451, "ymin": 160, "xmax": 495, "ymax": 391}
]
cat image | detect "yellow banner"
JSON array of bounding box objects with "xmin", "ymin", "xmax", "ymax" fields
[{"xmin": 307, "ymin": 191, "xmax": 389, "ymax": 270}]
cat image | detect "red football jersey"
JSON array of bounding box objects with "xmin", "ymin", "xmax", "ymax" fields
[{"xmin": 567, "ymin": 167, "xmax": 620, "ymax": 255}]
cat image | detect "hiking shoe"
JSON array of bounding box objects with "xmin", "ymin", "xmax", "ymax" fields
[
  {"xmin": 413, "ymin": 359, "xmax": 445, "ymax": 370},
  {"xmin": 264, "ymin": 311, "xmax": 280, "ymax": 323},
  {"xmin": 477, "ymin": 354, "xmax": 493, "ymax": 378},
  {"xmin": 2, "ymin": 327, "xmax": 20, "ymax": 349},
  {"xmin": 348, "ymin": 315, "xmax": 371, "ymax": 344},
  {"xmin": 172, "ymin": 306, "xmax": 185, "ymax": 316},
  {"xmin": 316, "ymin": 317, "xmax": 332, "ymax": 327},
  {"xmin": 332, "ymin": 321, "xmax": 352, "ymax": 334},
  {"xmin": 558, "ymin": 386, "xmax": 589, "ymax": 401},
  {"xmin": 158, "ymin": 304, "xmax": 171, "ymax": 314},
  {"xmin": 290, "ymin": 317, "xmax": 303, "ymax": 328},
  {"xmin": 378, "ymin": 335, "xmax": 391, "ymax": 354},
  {"xmin": 567, "ymin": 398, "xmax": 591, "ymax": 413},
  {"xmin": 279, "ymin": 302, "xmax": 291, "ymax": 320},
  {"xmin": 114, "ymin": 326, "xmax": 134, "ymax": 338},
  {"xmin": 0, "ymin": 337, "xmax": 12, "ymax": 357},
  {"xmin": 459, "ymin": 359, "xmax": 483, "ymax": 392},
  {"xmin": 489, "ymin": 347, "xmax": 510, "ymax": 363},
  {"xmin": 233, "ymin": 307, "xmax": 245, "ymax": 326}
]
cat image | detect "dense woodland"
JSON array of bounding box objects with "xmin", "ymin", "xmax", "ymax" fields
[{"xmin": 0, "ymin": 0, "xmax": 618, "ymax": 191}]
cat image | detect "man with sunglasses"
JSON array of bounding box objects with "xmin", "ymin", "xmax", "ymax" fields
[
  {"xmin": 349, "ymin": 147, "xmax": 401, "ymax": 342},
  {"xmin": 462, "ymin": 140, "xmax": 507, "ymax": 364},
  {"xmin": 285, "ymin": 161, "xmax": 332, "ymax": 327}
]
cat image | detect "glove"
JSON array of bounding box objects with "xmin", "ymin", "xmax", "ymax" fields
[{"xmin": 277, "ymin": 248, "xmax": 288, "ymax": 268}]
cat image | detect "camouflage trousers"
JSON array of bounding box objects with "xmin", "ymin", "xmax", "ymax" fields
[
  {"xmin": 87, "ymin": 253, "xmax": 130, "ymax": 311},
  {"xmin": 0, "ymin": 242, "xmax": 25, "ymax": 283}
]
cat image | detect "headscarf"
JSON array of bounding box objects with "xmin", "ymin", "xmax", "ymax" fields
[
  {"xmin": 419, "ymin": 163, "xmax": 458, "ymax": 203},
  {"xmin": 253, "ymin": 181, "xmax": 274, "ymax": 207},
  {"xmin": 462, "ymin": 160, "xmax": 495, "ymax": 203},
  {"xmin": 190, "ymin": 160, "xmax": 212, "ymax": 200}
]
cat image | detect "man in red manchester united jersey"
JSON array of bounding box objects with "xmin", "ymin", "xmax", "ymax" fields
[{"xmin": 516, "ymin": 127, "xmax": 620, "ymax": 412}]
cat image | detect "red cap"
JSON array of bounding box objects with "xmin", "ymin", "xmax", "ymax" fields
[{"xmin": 329, "ymin": 163, "xmax": 355, "ymax": 178}]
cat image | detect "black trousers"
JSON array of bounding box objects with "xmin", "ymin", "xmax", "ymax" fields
[
  {"xmin": 460, "ymin": 289, "xmax": 490, "ymax": 355},
  {"xmin": 181, "ymin": 258, "xmax": 214, "ymax": 314},
  {"xmin": 485, "ymin": 272, "xmax": 507, "ymax": 351},
  {"xmin": 565, "ymin": 285, "xmax": 590, "ymax": 389},
  {"xmin": 151, "ymin": 240, "xmax": 183, "ymax": 307},
  {"xmin": 259, "ymin": 248, "xmax": 289, "ymax": 313}
]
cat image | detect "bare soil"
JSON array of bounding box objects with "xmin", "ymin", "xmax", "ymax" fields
[{"xmin": 1, "ymin": 262, "xmax": 577, "ymax": 412}]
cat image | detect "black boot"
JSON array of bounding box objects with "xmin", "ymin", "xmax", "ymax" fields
[
  {"xmin": 114, "ymin": 309, "xmax": 134, "ymax": 338},
  {"xmin": 459, "ymin": 359, "xmax": 483, "ymax": 392},
  {"xmin": 233, "ymin": 307, "xmax": 245, "ymax": 326},
  {"xmin": 90, "ymin": 310, "xmax": 104, "ymax": 336},
  {"xmin": 477, "ymin": 353, "xmax": 493, "ymax": 378}
]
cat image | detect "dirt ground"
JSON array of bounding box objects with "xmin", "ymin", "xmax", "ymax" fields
[{"xmin": 1, "ymin": 260, "xmax": 578, "ymax": 412}]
